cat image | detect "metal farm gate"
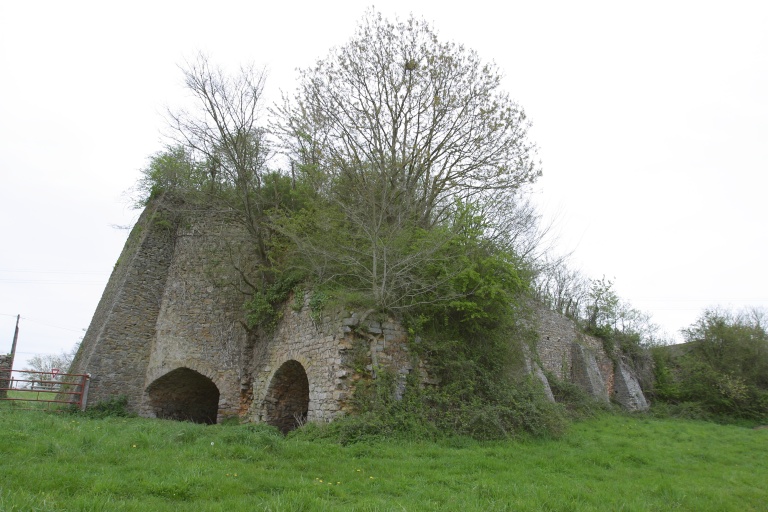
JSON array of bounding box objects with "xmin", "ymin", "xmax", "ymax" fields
[{"xmin": 0, "ymin": 369, "xmax": 90, "ymax": 411}]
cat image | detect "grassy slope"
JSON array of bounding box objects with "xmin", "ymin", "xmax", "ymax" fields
[{"xmin": 0, "ymin": 411, "xmax": 765, "ymax": 511}]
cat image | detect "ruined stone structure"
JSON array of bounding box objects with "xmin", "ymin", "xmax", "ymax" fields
[
  {"xmin": 70, "ymin": 198, "xmax": 647, "ymax": 428},
  {"xmin": 535, "ymin": 307, "xmax": 648, "ymax": 410},
  {"xmin": 69, "ymin": 199, "xmax": 416, "ymax": 430}
]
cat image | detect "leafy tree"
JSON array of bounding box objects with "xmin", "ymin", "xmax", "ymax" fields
[
  {"xmin": 134, "ymin": 145, "xmax": 203, "ymax": 206},
  {"xmin": 585, "ymin": 276, "xmax": 620, "ymax": 332},
  {"xmin": 683, "ymin": 308, "xmax": 768, "ymax": 388},
  {"xmin": 655, "ymin": 308, "xmax": 768, "ymax": 420},
  {"xmin": 274, "ymin": 10, "xmax": 542, "ymax": 313}
]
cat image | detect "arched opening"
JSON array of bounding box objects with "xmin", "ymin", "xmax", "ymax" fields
[
  {"xmin": 146, "ymin": 367, "xmax": 220, "ymax": 424},
  {"xmin": 264, "ymin": 360, "xmax": 309, "ymax": 434}
]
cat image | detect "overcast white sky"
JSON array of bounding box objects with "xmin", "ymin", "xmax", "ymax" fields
[{"xmin": 1, "ymin": 0, "xmax": 766, "ymax": 370}]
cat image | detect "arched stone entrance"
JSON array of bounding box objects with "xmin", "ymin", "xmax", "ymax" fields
[
  {"xmin": 146, "ymin": 367, "xmax": 220, "ymax": 424},
  {"xmin": 264, "ymin": 360, "xmax": 309, "ymax": 433}
]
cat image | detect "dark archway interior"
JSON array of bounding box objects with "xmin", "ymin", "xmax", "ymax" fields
[
  {"xmin": 146, "ymin": 367, "xmax": 220, "ymax": 424},
  {"xmin": 265, "ymin": 360, "xmax": 309, "ymax": 434}
]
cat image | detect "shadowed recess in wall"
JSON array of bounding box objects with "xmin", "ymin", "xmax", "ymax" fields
[
  {"xmin": 265, "ymin": 360, "xmax": 309, "ymax": 434},
  {"xmin": 146, "ymin": 367, "xmax": 220, "ymax": 424}
]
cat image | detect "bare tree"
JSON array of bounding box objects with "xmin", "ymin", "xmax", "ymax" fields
[
  {"xmin": 478, "ymin": 187, "xmax": 561, "ymax": 269},
  {"xmin": 166, "ymin": 54, "xmax": 271, "ymax": 263},
  {"xmin": 21, "ymin": 347, "xmax": 78, "ymax": 389},
  {"xmin": 533, "ymin": 256, "xmax": 590, "ymax": 319},
  {"xmin": 24, "ymin": 350, "xmax": 75, "ymax": 375}
]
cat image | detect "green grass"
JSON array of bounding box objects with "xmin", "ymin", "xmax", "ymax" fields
[
  {"xmin": 0, "ymin": 411, "xmax": 765, "ymax": 511},
  {"xmin": 0, "ymin": 390, "xmax": 68, "ymax": 412}
]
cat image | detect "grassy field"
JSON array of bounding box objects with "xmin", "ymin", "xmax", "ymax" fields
[
  {"xmin": 1, "ymin": 390, "xmax": 68, "ymax": 411},
  {"xmin": 0, "ymin": 409, "xmax": 765, "ymax": 511}
]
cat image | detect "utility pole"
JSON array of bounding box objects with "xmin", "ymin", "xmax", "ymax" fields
[
  {"xmin": 9, "ymin": 315, "xmax": 19, "ymax": 371},
  {"xmin": 1, "ymin": 315, "xmax": 19, "ymax": 398}
]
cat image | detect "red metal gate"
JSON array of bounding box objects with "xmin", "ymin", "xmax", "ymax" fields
[{"xmin": 0, "ymin": 369, "xmax": 90, "ymax": 411}]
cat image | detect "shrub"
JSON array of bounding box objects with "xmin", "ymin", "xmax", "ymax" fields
[
  {"xmin": 547, "ymin": 373, "xmax": 610, "ymax": 420},
  {"xmin": 74, "ymin": 395, "xmax": 134, "ymax": 419},
  {"xmin": 651, "ymin": 308, "xmax": 768, "ymax": 423}
]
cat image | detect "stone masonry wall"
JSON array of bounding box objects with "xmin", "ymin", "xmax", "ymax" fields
[
  {"xmin": 535, "ymin": 305, "xmax": 648, "ymax": 410},
  {"xmin": 69, "ymin": 200, "xmax": 178, "ymax": 409},
  {"xmin": 138, "ymin": 208, "xmax": 256, "ymax": 421},
  {"xmin": 73, "ymin": 198, "xmax": 416, "ymax": 424},
  {"xmin": 73, "ymin": 197, "xmax": 646, "ymax": 422},
  {"xmin": 251, "ymin": 301, "xmax": 414, "ymax": 425}
]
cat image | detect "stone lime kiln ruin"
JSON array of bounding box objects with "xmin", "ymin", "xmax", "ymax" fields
[{"xmin": 70, "ymin": 199, "xmax": 647, "ymax": 431}]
